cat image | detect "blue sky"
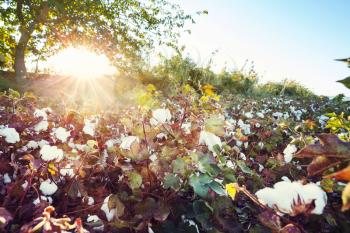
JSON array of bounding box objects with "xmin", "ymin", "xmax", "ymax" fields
[{"xmin": 175, "ymin": 0, "xmax": 350, "ymax": 96}]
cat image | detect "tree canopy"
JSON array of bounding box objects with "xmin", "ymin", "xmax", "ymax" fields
[{"xmin": 0, "ymin": 0, "xmax": 195, "ymax": 78}]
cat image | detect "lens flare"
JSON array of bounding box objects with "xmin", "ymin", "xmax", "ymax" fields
[{"xmin": 47, "ymin": 47, "xmax": 116, "ymax": 79}]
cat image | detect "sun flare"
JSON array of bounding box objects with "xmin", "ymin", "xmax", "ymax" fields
[{"xmin": 47, "ymin": 47, "xmax": 116, "ymax": 79}]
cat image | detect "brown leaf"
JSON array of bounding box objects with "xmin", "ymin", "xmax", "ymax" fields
[
  {"xmin": 257, "ymin": 210, "xmax": 282, "ymax": 232},
  {"xmin": 324, "ymin": 165, "xmax": 350, "ymax": 181},
  {"xmin": 307, "ymin": 156, "xmax": 336, "ymax": 176},
  {"xmin": 295, "ymin": 134, "xmax": 350, "ymax": 159}
]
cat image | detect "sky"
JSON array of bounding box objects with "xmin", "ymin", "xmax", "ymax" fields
[{"xmin": 173, "ymin": 0, "xmax": 350, "ymax": 96}]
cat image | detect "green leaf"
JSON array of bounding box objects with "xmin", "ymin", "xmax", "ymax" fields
[
  {"xmin": 163, "ymin": 173, "xmax": 181, "ymax": 190},
  {"xmin": 172, "ymin": 158, "xmax": 186, "ymax": 175},
  {"xmin": 189, "ymin": 174, "xmax": 211, "ymax": 198},
  {"xmin": 236, "ymin": 160, "xmax": 254, "ymax": 175},
  {"xmin": 337, "ymin": 77, "xmax": 350, "ymax": 89},
  {"xmin": 208, "ymin": 181, "xmax": 226, "ymax": 196},
  {"xmin": 127, "ymin": 171, "xmax": 143, "ymax": 190}
]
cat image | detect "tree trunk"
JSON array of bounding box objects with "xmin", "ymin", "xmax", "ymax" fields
[{"xmin": 14, "ymin": 30, "xmax": 31, "ymax": 81}]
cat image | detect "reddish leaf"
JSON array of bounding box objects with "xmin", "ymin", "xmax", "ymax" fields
[
  {"xmin": 307, "ymin": 156, "xmax": 336, "ymax": 176},
  {"xmin": 324, "ymin": 165, "xmax": 350, "ymax": 182},
  {"xmin": 0, "ymin": 207, "xmax": 13, "ymax": 228},
  {"xmin": 295, "ymin": 134, "xmax": 350, "ymax": 159}
]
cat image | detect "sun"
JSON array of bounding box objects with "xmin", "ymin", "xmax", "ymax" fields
[{"xmin": 47, "ymin": 47, "xmax": 116, "ymax": 79}]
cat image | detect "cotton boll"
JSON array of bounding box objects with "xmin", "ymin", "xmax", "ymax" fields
[
  {"xmin": 300, "ymin": 183, "xmax": 327, "ymax": 214},
  {"xmin": 101, "ymin": 195, "xmax": 116, "ymax": 221},
  {"xmin": 34, "ymin": 108, "xmax": 51, "ymax": 120},
  {"xmin": 60, "ymin": 165, "xmax": 75, "ymax": 178},
  {"xmin": 3, "ymin": 173, "xmax": 11, "ymax": 184},
  {"xmin": 39, "ymin": 179, "xmax": 58, "ymax": 196},
  {"xmin": 52, "ymin": 127, "xmax": 70, "ymax": 142},
  {"xmin": 256, "ymin": 112, "xmax": 265, "ymax": 118},
  {"xmin": 120, "ymin": 136, "xmax": 139, "ymax": 150},
  {"xmin": 181, "ymin": 122, "xmax": 192, "ymax": 134},
  {"xmin": 256, "ymin": 179, "xmax": 327, "ymax": 216},
  {"xmin": 26, "ymin": 140, "xmax": 39, "ymax": 150},
  {"xmin": 83, "ymin": 117, "xmax": 99, "ymax": 136},
  {"xmin": 199, "ymin": 131, "xmax": 222, "ymax": 154},
  {"xmin": 0, "ymin": 126, "xmax": 20, "ymax": 143},
  {"xmin": 244, "ymin": 112, "xmax": 254, "ymax": 119},
  {"xmin": 283, "ymin": 144, "xmax": 297, "ymax": 163},
  {"xmin": 40, "ymin": 145, "xmax": 64, "ymax": 162},
  {"xmin": 34, "ymin": 120, "xmax": 49, "ymax": 133},
  {"xmin": 150, "ymin": 108, "xmax": 172, "ymax": 126}
]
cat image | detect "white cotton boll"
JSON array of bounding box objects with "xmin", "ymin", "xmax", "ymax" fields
[
  {"xmin": 83, "ymin": 117, "xmax": 98, "ymax": 136},
  {"xmin": 38, "ymin": 139, "xmax": 49, "ymax": 148},
  {"xmin": 120, "ymin": 136, "xmax": 139, "ymax": 150},
  {"xmin": 156, "ymin": 133, "xmax": 167, "ymax": 140},
  {"xmin": 226, "ymin": 160, "xmax": 235, "ymax": 169},
  {"xmin": 26, "ymin": 140, "xmax": 39, "ymax": 149},
  {"xmin": 87, "ymin": 215, "xmax": 101, "ymax": 223},
  {"xmin": 244, "ymin": 112, "xmax": 254, "ymax": 119},
  {"xmin": 40, "ymin": 145, "xmax": 64, "ymax": 162},
  {"xmin": 283, "ymin": 144, "xmax": 298, "ymax": 163},
  {"xmin": 258, "ymin": 164, "xmax": 264, "ymax": 172},
  {"xmin": 0, "ymin": 126, "xmax": 20, "ymax": 143},
  {"xmin": 39, "ymin": 179, "xmax": 58, "ymax": 196},
  {"xmin": 105, "ymin": 139, "xmax": 120, "ymax": 148},
  {"xmin": 101, "ymin": 195, "xmax": 116, "ymax": 222},
  {"xmin": 3, "ymin": 173, "xmax": 11, "ymax": 184},
  {"xmin": 256, "ymin": 179, "xmax": 327, "ymax": 216},
  {"xmin": 148, "ymin": 226, "xmax": 155, "ymax": 233},
  {"xmin": 60, "ymin": 166, "xmax": 74, "ymax": 178},
  {"xmin": 237, "ymin": 119, "xmax": 251, "ymax": 135},
  {"xmin": 52, "ymin": 127, "xmax": 70, "ymax": 142},
  {"xmin": 34, "ymin": 120, "xmax": 49, "ymax": 133},
  {"xmin": 258, "ymin": 142, "xmax": 264, "ymax": 149},
  {"xmin": 181, "ymin": 122, "xmax": 192, "ymax": 134},
  {"xmin": 22, "ymin": 180, "xmax": 28, "ymax": 189},
  {"xmin": 33, "ymin": 195, "xmax": 53, "ymax": 205},
  {"xmin": 150, "ymin": 108, "xmax": 172, "ymax": 126},
  {"xmin": 87, "ymin": 196, "xmax": 95, "ymax": 205},
  {"xmin": 199, "ymin": 131, "xmax": 222, "ymax": 154},
  {"xmin": 149, "ymin": 153, "xmax": 157, "ymax": 162},
  {"xmin": 300, "ymin": 183, "xmax": 327, "ymax": 214},
  {"xmin": 239, "ymin": 153, "xmax": 247, "ymax": 160},
  {"xmin": 34, "ymin": 108, "xmax": 51, "ymax": 120},
  {"xmin": 256, "ymin": 112, "xmax": 265, "ymax": 118}
]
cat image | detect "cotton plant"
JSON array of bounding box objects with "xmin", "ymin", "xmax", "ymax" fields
[
  {"xmin": 120, "ymin": 136, "xmax": 139, "ymax": 150},
  {"xmin": 39, "ymin": 179, "xmax": 58, "ymax": 196}
]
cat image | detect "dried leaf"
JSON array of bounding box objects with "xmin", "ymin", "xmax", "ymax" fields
[
  {"xmin": 296, "ymin": 134, "xmax": 350, "ymax": 159},
  {"xmin": 324, "ymin": 165, "xmax": 350, "ymax": 182}
]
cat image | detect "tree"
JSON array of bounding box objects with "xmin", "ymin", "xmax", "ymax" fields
[{"xmin": 0, "ymin": 0, "xmax": 194, "ymax": 80}]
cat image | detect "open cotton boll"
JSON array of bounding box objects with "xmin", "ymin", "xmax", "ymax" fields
[
  {"xmin": 101, "ymin": 195, "xmax": 116, "ymax": 221},
  {"xmin": 39, "ymin": 179, "xmax": 58, "ymax": 196},
  {"xmin": 0, "ymin": 126, "xmax": 20, "ymax": 143},
  {"xmin": 52, "ymin": 127, "xmax": 70, "ymax": 142},
  {"xmin": 150, "ymin": 108, "xmax": 172, "ymax": 126},
  {"xmin": 34, "ymin": 120, "xmax": 49, "ymax": 133},
  {"xmin": 181, "ymin": 122, "xmax": 192, "ymax": 134},
  {"xmin": 256, "ymin": 179, "xmax": 327, "ymax": 216},
  {"xmin": 199, "ymin": 131, "xmax": 222, "ymax": 154},
  {"xmin": 120, "ymin": 136, "xmax": 139, "ymax": 150},
  {"xmin": 283, "ymin": 144, "xmax": 298, "ymax": 163},
  {"xmin": 34, "ymin": 108, "xmax": 51, "ymax": 120},
  {"xmin": 40, "ymin": 145, "xmax": 64, "ymax": 161},
  {"xmin": 83, "ymin": 117, "xmax": 99, "ymax": 136}
]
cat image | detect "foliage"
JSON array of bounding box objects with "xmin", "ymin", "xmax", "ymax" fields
[{"xmin": 0, "ymin": 83, "xmax": 350, "ymax": 233}]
